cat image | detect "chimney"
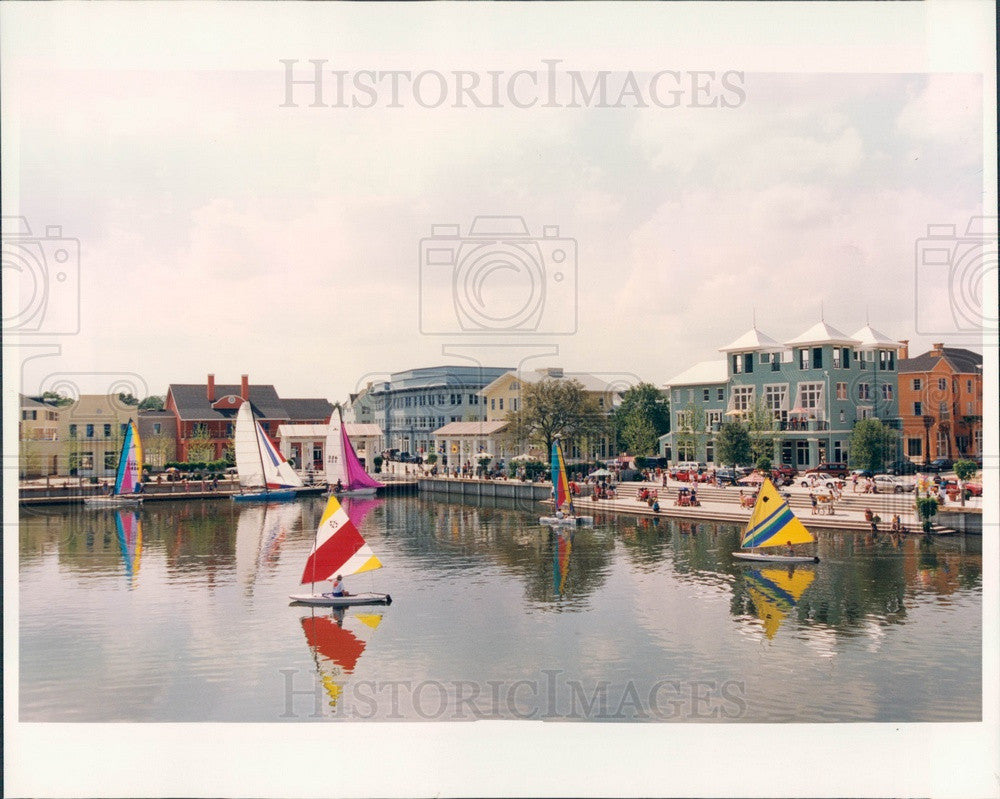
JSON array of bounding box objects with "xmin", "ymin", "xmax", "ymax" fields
[
  {"xmin": 207, "ymin": 374, "xmax": 216, "ymax": 403},
  {"xmin": 898, "ymin": 340, "xmax": 909, "ymax": 360},
  {"xmin": 931, "ymin": 343, "xmax": 945, "ymax": 357},
  {"xmin": 241, "ymin": 374, "xmax": 249, "ymax": 401}
]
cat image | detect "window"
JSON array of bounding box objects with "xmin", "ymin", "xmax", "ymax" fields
[
  {"xmin": 974, "ymin": 429, "xmax": 983, "ymax": 454},
  {"xmin": 498, "ymin": 398, "xmax": 504, "ymax": 410},
  {"xmin": 731, "ymin": 386, "xmax": 755, "ymax": 412},
  {"xmin": 703, "ymin": 389, "xmax": 710, "ymax": 402},
  {"xmin": 907, "ymin": 438, "xmax": 923, "ymax": 457},
  {"xmin": 812, "ymin": 347, "xmax": 823, "ymax": 369},
  {"xmin": 153, "ymin": 423, "xmax": 161, "ymax": 435},
  {"xmin": 938, "ymin": 378, "xmax": 947, "ymax": 391},
  {"xmin": 832, "ymin": 441, "xmax": 845, "ymax": 462},
  {"xmin": 676, "ymin": 410, "xmax": 691, "ymax": 429},
  {"xmin": 836, "ymin": 382, "xmax": 847, "ymax": 400},
  {"xmin": 22, "ymin": 410, "xmax": 37, "ymax": 421},
  {"xmin": 879, "ymin": 350, "xmax": 895, "ymax": 371},
  {"xmin": 705, "ymin": 442, "xmax": 714, "ymax": 464},
  {"xmin": 510, "ymin": 381, "xmax": 519, "ymax": 391},
  {"xmin": 490, "ymin": 398, "xmax": 495, "ymax": 410},
  {"xmin": 936, "ymin": 429, "xmax": 949, "ymax": 457},
  {"xmin": 428, "ymin": 395, "xmax": 435, "ymax": 406},
  {"xmin": 760, "ymin": 352, "xmax": 771, "ymax": 364},
  {"xmin": 913, "ymin": 401, "xmax": 922, "ymax": 416},
  {"xmin": 764, "ymin": 384, "xmax": 788, "ymax": 417},
  {"xmin": 744, "ymin": 353, "xmax": 754, "ymax": 374},
  {"xmin": 706, "ymin": 410, "xmax": 722, "ymax": 430},
  {"xmin": 832, "ymin": 348, "xmax": 841, "ymax": 368},
  {"xmin": 512, "ymin": 399, "xmax": 518, "ymax": 411},
  {"xmin": 881, "ymin": 384, "xmax": 893, "ymax": 401},
  {"xmin": 717, "ymin": 388, "xmax": 725, "ymax": 401},
  {"xmin": 967, "ymin": 401, "xmax": 974, "ymax": 414},
  {"xmin": 795, "ymin": 382, "xmax": 824, "ymax": 413},
  {"xmin": 69, "ymin": 424, "xmax": 77, "ymax": 438},
  {"xmin": 967, "ymin": 380, "xmax": 973, "ymax": 393},
  {"xmin": 104, "ymin": 424, "xmax": 112, "ymax": 438},
  {"xmin": 839, "ymin": 409, "xmax": 845, "ymax": 423},
  {"xmin": 912, "ymin": 378, "xmax": 922, "ymax": 391},
  {"xmin": 799, "ymin": 349, "xmax": 809, "ymax": 370},
  {"xmin": 104, "ymin": 451, "xmax": 117, "ymax": 470},
  {"xmin": 732, "ymin": 354, "xmax": 743, "ymax": 374},
  {"xmin": 688, "ymin": 389, "xmax": 694, "ymax": 402},
  {"xmin": 405, "ymin": 397, "xmax": 411, "ymax": 407},
  {"xmin": 857, "ymin": 383, "xmax": 870, "ymax": 400},
  {"xmin": 86, "ymin": 424, "xmax": 94, "ymax": 438}
]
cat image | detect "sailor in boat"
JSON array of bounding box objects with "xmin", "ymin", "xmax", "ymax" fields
[
  {"xmin": 324, "ymin": 574, "xmax": 352, "ymax": 599},
  {"xmin": 334, "ymin": 479, "xmax": 344, "ymax": 493},
  {"xmin": 786, "ymin": 540, "xmax": 795, "ymax": 557}
]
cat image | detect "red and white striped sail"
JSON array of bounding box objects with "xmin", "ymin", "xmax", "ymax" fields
[{"xmin": 300, "ymin": 495, "xmax": 382, "ymax": 585}]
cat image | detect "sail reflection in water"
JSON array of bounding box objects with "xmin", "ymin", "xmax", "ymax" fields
[
  {"xmin": 742, "ymin": 567, "xmax": 816, "ymax": 640},
  {"xmin": 234, "ymin": 503, "xmax": 302, "ymax": 595},
  {"xmin": 552, "ymin": 530, "xmax": 573, "ymax": 597},
  {"xmin": 113, "ymin": 510, "xmax": 143, "ymax": 588},
  {"xmin": 300, "ymin": 609, "xmax": 384, "ymax": 712}
]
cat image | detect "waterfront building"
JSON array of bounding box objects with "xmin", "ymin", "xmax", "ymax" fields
[
  {"xmin": 18, "ymin": 395, "xmax": 61, "ymax": 477},
  {"xmin": 137, "ymin": 410, "xmax": 177, "ymax": 469},
  {"xmin": 478, "ymin": 367, "xmax": 626, "ymax": 461},
  {"xmin": 277, "ymin": 422, "xmax": 384, "ymax": 474},
  {"xmin": 164, "ymin": 374, "xmax": 333, "ymax": 462},
  {"xmin": 897, "ymin": 343, "xmax": 983, "ymax": 464},
  {"xmin": 661, "ymin": 321, "xmax": 903, "ymax": 469},
  {"xmin": 56, "ymin": 394, "xmax": 137, "ymax": 478},
  {"xmin": 366, "ymin": 365, "xmax": 511, "ymax": 460},
  {"xmin": 432, "ymin": 420, "xmax": 513, "ymax": 470}
]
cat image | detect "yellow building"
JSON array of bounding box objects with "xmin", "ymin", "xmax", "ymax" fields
[
  {"xmin": 57, "ymin": 394, "xmax": 138, "ymax": 477},
  {"xmin": 19, "ymin": 395, "xmax": 62, "ymax": 477}
]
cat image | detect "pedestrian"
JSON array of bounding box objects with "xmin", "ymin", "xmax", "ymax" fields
[{"xmin": 809, "ymin": 492, "xmax": 818, "ymax": 515}]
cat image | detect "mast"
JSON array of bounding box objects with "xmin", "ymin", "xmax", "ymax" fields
[{"xmin": 251, "ymin": 406, "xmax": 269, "ymax": 496}]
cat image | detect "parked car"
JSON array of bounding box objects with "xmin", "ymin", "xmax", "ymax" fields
[
  {"xmin": 714, "ymin": 468, "xmax": 739, "ymax": 485},
  {"xmin": 872, "ymin": 474, "xmax": 913, "ymax": 494},
  {"xmin": 942, "ymin": 479, "xmax": 982, "ymax": 499},
  {"xmin": 851, "ymin": 469, "xmax": 874, "ymax": 479},
  {"xmin": 800, "ymin": 472, "xmax": 839, "ymax": 488},
  {"xmin": 926, "ymin": 458, "xmax": 954, "ymax": 473},
  {"xmin": 806, "ymin": 462, "xmax": 848, "ymax": 478},
  {"xmin": 886, "ymin": 460, "xmax": 919, "ymax": 476},
  {"xmin": 770, "ymin": 465, "xmax": 796, "ymax": 485}
]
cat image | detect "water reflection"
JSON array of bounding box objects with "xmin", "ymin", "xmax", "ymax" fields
[
  {"xmin": 234, "ymin": 503, "xmax": 301, "ymax": 596},
  {"xmin": 740, "ymin": 566, "xmax": 815, "ymax": 639},
  {"xmin": 300, "ymin": 608, "xmax": 384, "ymax": 714},
  {"xmin": 113, "ymin": 510, "xmax": 143, "ymax": 589}
]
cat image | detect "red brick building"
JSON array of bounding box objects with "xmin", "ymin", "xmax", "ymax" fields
[
  {"xmin": 165, "ymin": 374, "xmax": 333, "ymax": 462},
  {"xmin": 897, "ymin": 343, "xmax": 983, "ymax": 464}
]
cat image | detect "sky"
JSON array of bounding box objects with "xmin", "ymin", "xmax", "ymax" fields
[
  {"xmin": 2, "ymin": 3, "xmax": 997, "ymax": 798},
  {"xmin": 2, "ymin": 4, "xmax": 995, "ymax": 407}
]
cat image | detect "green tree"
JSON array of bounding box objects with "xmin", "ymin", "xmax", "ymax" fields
[
  {"xmin": 39, "ymin": 391, "xmax": 74, "ymax": 407},
  {"xmin": 138, "ymin": 395, "xmax": 165, "ymax": 411},
  {"xmin": 715, "ymin": 420, "xmax": 751, "ymax": 468},
  {"xmin": 613, "ymin": 383, "xmax": 670, "ymax": 455},
  {"xmin": 117, "ymin": 392, "xmax": 140, "ymax": 406},
  {"xmin": 848, "ymin": 419, "xmax": 897, "ymax": 472},
  {"xmin": 916, "ymin": 496, "xmax": 939, "ymax": 533},
  {"xmin": 502, "ymin": 378, "xmax": 606, "ymax": 457},
  {"xmin": 745, "ymin": 399, "xmax": 778, "ymax": 470},
  {"xmin": 186, "ymin": 423, "xmax": 215, "ymax": 463},
  {"xmin": 953, "ymin": 459, "xmax": 977, "ymax": 507},
  {"xmin": 674, "ymin": 402, "xmax": 705, "ymax": 462}
]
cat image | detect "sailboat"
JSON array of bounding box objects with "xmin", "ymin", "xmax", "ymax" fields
[
  {"xmin": 84, "ymin": 419, "xmax": 144, "ymax": 507},
  {"xmin": 233, "ymin": 403, "xmax": 303, "ymax": 503},
  {"xmin": 742, "ymin": 566, "xmax": 815, "ymax": 639},
  {"xmin": 325, "ymin": 406, "xmax": 383, "ymax": 497},
  {"xmin": 732, "ymin": 478, "xmax": 820, "ymax": 563},
  {"xmin": 539, "ymin": 437, "xmax": 593, "ymax": 527},
  {"xmin": 288, "ymin": 494, "xmax": 392, "ymax": 607}
]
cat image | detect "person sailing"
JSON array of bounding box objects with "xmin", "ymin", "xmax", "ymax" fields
[{"xmin": 326, "ymin": 574, "xmax": 351, "ymax": 598}]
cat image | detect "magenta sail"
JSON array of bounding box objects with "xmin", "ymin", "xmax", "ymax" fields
[{"xmin": 341, "ymin": 423, "xmax": 383, "ymax": 491}]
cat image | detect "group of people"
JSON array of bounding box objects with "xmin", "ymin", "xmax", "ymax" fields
[{"xmin": 591, "ymin": 483, "xmax": 616, "ymax": 501}]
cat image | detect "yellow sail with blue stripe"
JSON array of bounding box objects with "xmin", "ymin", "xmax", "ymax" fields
[
  {"xmin": 744, "ymin": 567, "xmax": 815, "ymax": 639},
  {"xmin": 740, "ymin": 478, "xmax": 814, "ymax": 549}
]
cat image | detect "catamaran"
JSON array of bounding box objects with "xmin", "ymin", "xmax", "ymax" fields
[
  {"xmin": 539, "ymin": 438, "xmax": 594, "ymax": 527},
  {"xmin": 233, "ymin": 403, "xmax": 304, "ymax": 502},
  {"xmin": 325, "ymin": 406, "xmax": 383, "ymax": 497},
  {"xmin": 84, "ymin": 419, "xmax": 144, "ymax": 507},
  {"xmin": 732, "ymin": 478, "xmax": 820, "ymax": 563},
  {"xmin": 288, "ymin": 494, "xmax": 392, "ymax": 607}
]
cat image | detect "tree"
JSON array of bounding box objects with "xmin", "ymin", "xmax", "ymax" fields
[
  {"xmin": 848, "ymin": 419, "xmax": 897, "ymax": 472},
  {"xmin": 745, "ymin": 399, "xmax": 778, "ymax": 470},
  {"xmin": 39, "ymin": 391, "xmax": 74, "ymax": 407},
  {"xmin": 953, "ymin": 459, "xmax": 977, "ymax": 507},
  {"xmin": 117, "ymin": 392, "xmax": 140, "ymax": 406},
  {"xmin": 613, "ymin": 383, "xmax": 670, "ymax": 455},
  {"xmin": 502, "ymin": 378, "xmax": 606, "ymax": 457},
  {"xmin": 186, "ymin": 423, "xmax": 215, "ymax": 463},
  {"xmin": 674, "ymin": 402, "xmax": 705, "ymax": 462},
  {"xmin": 715, "ymin": 420, "xmax": 751, "ymax": 468},
  {"xmin": 916, "ymin": 496, "xmax": 939, "ymax": 533},
  {"xmin": 138, "ymin": 395, "xmax": 165, "ymax": 411}
]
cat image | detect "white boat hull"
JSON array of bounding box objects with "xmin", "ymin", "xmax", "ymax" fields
[
  {"xmin": 84, "ymin": 496, "xmax": 143, "ymax": 508},
  {"xmin": 540, "ymin": 515, "xmax": 594, "ymax": 527},
  {"xmin": 330, "ymin": 487, "xmax": 378, "ymax": 497},
  {"xmin": 733, "ymin": 551, "xmax": 819, "ymax": 564},
  {"xmin": 289, "ymin": 591, "xmax": 392, "ymax": 607}
]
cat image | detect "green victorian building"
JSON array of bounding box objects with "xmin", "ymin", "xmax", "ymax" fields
[{"xmin": 661, "ymin": 320, "xmax": 903, "ymax": 470}]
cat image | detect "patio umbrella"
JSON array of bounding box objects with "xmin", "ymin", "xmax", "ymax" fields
[
  {"xmin": 738, "ymin": 473, "xmax": 766, "ymax": 485},
  {"xmin": 589, "ymin": 468, "xmax": 612, "ymax": 477}
]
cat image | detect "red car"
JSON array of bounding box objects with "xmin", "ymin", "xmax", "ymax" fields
[
  {"xmin": 806, "ymin": 462, "xmax": 848, "ymax": 478},
  {"xmin": 943, "ymin": 479, "xmax": 982, "ymax": 499},
  {"xmin": 770, "ymin": 465, "xmax": 796, "ymax": 486}
]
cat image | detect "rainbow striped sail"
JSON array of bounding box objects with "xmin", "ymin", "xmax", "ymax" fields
[
  {"xmin": 301, "ymin": 495, "xmax": 382, "ymax": 586},
  {"xmin": 551, "ymin": 439, "xmax": 574, "ymax": 516},
  {"xmin": 114, "ymin": 419, "xmax": 143, "ymax": 496},
  {"xmin": 740, "ymin": 478, "xmax": 815, "ymax": 549}
]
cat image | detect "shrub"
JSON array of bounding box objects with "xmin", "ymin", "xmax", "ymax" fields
[{"xmin": 916, "ymin": 496, "xmax": 939, "ymax": 533}]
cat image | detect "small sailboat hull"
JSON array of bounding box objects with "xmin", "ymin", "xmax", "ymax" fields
[
  {"xmin": 733, "ymin": 552, "xmax": 819, "ymax": 564},
  {"xmin": 289, "ymin": 591, "xmax": 392, "ymax": 607},
  {"xmin": 539, "ymin": 515, "xmax": 594, "ymax": 527},
  {"xmin": 330, "ymin": 487, "xmax": 379, "ymax": 498},
  {"xmin": 234, "ymin": 490, "xmax": 298, "ymax": 503}
]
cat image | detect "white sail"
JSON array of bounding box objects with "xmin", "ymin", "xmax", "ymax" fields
[
  {"xmin": 234, "ymin": 403, "xmax": 303, "ymax": 489},
  {"xmin": 325, "ymin": 410, "xmax": 348, "ymax": 487},
  {"xmin": 235, "ymin": 403, "xmax": 267, "ymax": 489}
]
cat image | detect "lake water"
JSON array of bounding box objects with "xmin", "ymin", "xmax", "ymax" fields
[{"xmin": 18, "ymin": 494, "xmax": 982, "ymax": 723}]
